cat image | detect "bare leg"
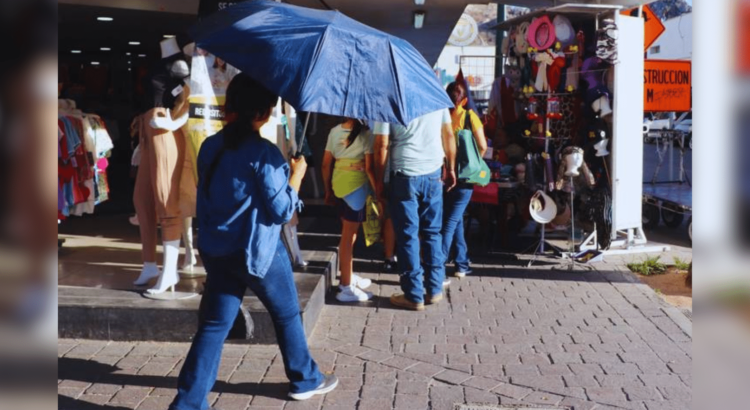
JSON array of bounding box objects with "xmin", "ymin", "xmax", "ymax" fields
[{"xmin": 339, "ymin": 220, "xmax": 360, "ymax": 286}]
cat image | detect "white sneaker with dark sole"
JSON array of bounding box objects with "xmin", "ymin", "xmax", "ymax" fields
[
  {"xmin": 351, "ymin": 274, "xmax": 372, "ymax": 290},
  {"xmin": 455, "ymin": 269, "xmax": 473, "ymax": 278},
  {"xmin": 336, "ymin": 285, "xmax": 373, "ymax": 302},
  {"xmin": 288, "ymin": 374, "xmax": 339, "ymax": 401}
]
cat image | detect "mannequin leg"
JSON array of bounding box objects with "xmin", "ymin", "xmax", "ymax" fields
[
  {"xmin": 146, "ymin": 127, "xmax": 185, "ymax": 295},
  {"xmin": 147, "ymin": 240, "xmax": 180, "ymax": 294},
  {"xmin": 181, "ymin": 217, "xmax": 198, "ymax": 270},
  {"xmin": 133, "ymin": 144, "xmax": 160, "ymax": 286}
]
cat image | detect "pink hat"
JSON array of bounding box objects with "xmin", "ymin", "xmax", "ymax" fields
[{"xmin": 527, "ymin": 15, "xmax": 556, "ymax": 51}]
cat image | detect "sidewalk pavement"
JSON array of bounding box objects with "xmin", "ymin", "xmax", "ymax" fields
[{"xmin": 59, "ymin": 256, "xmax": 692, "ymax": 410}]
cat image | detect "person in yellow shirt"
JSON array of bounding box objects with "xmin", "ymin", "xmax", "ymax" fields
[
  {"xmin": 322, "ymin": 118, "xmax": 377, "ymax": 302},
  {"xmin": 443, "ymin": 81, "xmax": 488, "ymax": 280}
]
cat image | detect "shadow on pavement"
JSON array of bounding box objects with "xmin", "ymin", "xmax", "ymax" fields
[{"xmin": 58, "ymin": 357, "xmax": 290, "ymax": 403}]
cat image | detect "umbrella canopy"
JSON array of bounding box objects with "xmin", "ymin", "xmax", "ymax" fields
[{"xmin": 190, "ymin": 0, "xmax": 453, "ymax": 126}]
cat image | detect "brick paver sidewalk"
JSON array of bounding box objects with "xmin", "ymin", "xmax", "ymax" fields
[{"xmin": 59, "ymin": 259, "xmax": 691, "ymax": 410}]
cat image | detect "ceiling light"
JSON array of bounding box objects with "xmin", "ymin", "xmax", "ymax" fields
[
  {"xmin": 414, "ymin": 11, "xmax": 426, "ymax": 29},
  {"xmin": 129, "ymin": 41, "xmax": 140, "ymax": 45},
  {"xmin": 128, "ymin": 61, "xmax": 131, "ymax": 65},
  {"xmin": 71, "ymin": 50, "xmax": 82, "ymax": 54},
  {"xmin": 414, "ymin": 0, "xmax": 425, "ymax": 5},
  {"xmin": 91, "ymin": 62, "xmax": 100, "ymax": 65},
  {"xmin": 97, "ymin": 17, "xmax": 113, "ymax": 21},
  {"xmin": 128, "ymin": 68, "xmax": 132, "ymax": 71},
  {"xmin": 100, "ymin": 47, "xmax": 111, "ymax": 51},
  {"xmin": 163, "ymin": 34, "xmax": 176, "ymax": 38},
  {"xmin": 138, "ymin": 54, "xmax": 146, "ymax": 57},
  {"xmin": 126, "ymin": 52, "xmax": 131, "ymax": 56}
]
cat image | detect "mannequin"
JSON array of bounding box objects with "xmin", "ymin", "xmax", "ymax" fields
[
  {"xmin": 556, "ymin": 146, "xmax": 595, "ymax": 192},
  {"xmin": 132, "ymin": 38, "xmax": 192, "ymax": 294}
]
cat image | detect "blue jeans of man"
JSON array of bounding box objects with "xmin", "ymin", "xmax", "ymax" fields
[
  {"xmin": 169, "ymin": 239, "xmax": 323, "ymax": 410},
  {"xmin": 442, "ymin": 183, "xmax": 473, "ymax": 273},
  {"xmin": 389, "ymin": 169, "xmax": 445, "ymax": 303}
]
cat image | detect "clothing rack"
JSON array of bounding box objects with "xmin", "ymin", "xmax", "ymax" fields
[{"xmin": 58, "ymin": 99, "xmax": 114, "ymax": 220}]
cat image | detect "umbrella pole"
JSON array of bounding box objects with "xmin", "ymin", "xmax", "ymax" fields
[{"xmin": 296, "ymin": 112, "xmax": 311, "ymax": 158}]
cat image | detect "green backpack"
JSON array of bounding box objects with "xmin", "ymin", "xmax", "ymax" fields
[{"xmin": 456, "ymin": 111, "xmax": 491, "ymax": 186}]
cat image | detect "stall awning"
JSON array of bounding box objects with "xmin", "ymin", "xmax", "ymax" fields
[{"xmin": 492, "ymin": 3, "xmax": 628, "ymax": 30}]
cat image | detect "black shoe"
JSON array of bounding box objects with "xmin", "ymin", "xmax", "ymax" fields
[{"xmin": 383, "ymin": 260, "xmax": 397, "ymax": 273}]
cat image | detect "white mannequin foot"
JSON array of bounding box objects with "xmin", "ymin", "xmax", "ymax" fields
[
  {"xmin": 146, "ymin": 240, "xmax": 180, "ymax": 295},
  {"xmin": 181, "ymin": 250, "xmax": 198, "ymax": 271},
  {"xmin": 134, "ymin": 262, "xmax": 160, "ymax": 286}
]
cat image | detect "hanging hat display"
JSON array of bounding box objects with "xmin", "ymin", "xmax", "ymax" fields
[
  {"xmin": 160, "ymin": 37, "xmax": 181, "ymax": 59},
  {"xmin": 514, "ymin": 22, "xmax": 530, "ymax": 55},
  {"xmin": 553, "ymin": 15, "xmax": 575, "ymax": 47},
  {"xmin": 527, "ymin": 16, "xmax": 556, "ymax": 51},
  {"xmin": 596, "ymin": 19, "xmax": 619, "ymax": 64},
  {"xmin": 529, "ymin": 190, "xmax": 558, "ymax": 224}
]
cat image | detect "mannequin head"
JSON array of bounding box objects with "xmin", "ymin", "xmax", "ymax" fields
[
  {"xmin": 147, "ymin": 38, "xmax": 191, "ymax": 110},
  {"xmin": 562, "ymin": 146, "xmax": 585, "ymax": 177}
]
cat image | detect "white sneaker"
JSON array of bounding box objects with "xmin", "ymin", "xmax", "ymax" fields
[
  {"xmin": 336, "ymin": 285, "xmax": 373, "ymax": 302},
  {"xmin": 351, "ymin": 274, "xmax": 372, "ymax": 290}
]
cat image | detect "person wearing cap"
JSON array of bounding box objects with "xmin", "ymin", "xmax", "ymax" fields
[{"xmin": 373, "ymin": 109, "xmax": 457, "ymax": 311}]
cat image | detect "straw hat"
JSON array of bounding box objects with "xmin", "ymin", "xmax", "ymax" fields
[
  {"xmin": 160, "ymin": 37, "xmax": 181, "ymax": 59},
  {"xmin": 529, "ymin": 190, "xmax": 558, "ymax": 224},
  {"xmin": 514, "ymin": 22, "xmax": 530, "ymax": 55},
  {"xmin": 527, "ymin": 16, "xmax": 556, "ymax": 51}
]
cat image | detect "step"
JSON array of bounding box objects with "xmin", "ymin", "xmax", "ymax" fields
[{"xmin": 58, "ymin": 250, "xmax": 336, "ymax": 344}]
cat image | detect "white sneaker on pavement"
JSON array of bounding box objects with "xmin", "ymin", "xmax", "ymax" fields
[
  {"xmin": 351, "ymin": 274, "xmax": 372, "ymax": 290},
  {"xmin": 336, "ymin": 285, "xmax": 373, "ymax": 302}
]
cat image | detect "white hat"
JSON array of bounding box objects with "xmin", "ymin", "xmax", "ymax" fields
[
  {"xmin": 553, "ymin": 15, "xmax": 575, "ymax": 47},
  {"xmin": 529, "ymin": 190, "xmax": 558, "ymax": 224},
  {"xmin": 592, "ymin": 95, "xmax": 612, "ymax": 117},
  {"xmin": 594, "ymin": 138, "xmax": 610, "ymax": 157},
  {"xmin": 160, "ymin": 37, "xmax": 181, "ymax": 59}
]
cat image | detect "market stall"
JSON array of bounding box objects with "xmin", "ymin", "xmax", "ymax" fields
[{"xmin": 476, "ymin": 4, "xmax": 650, "ymax": 253}]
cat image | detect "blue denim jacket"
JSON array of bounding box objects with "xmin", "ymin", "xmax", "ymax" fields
[{"xmin": 196, "ymin": 131, "xmax": 300, "ymax": 278}]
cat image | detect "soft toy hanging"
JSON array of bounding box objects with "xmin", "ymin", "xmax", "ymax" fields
[
  {"xmin": 533, "ymin": 51, "xmax": 555, "ymax": 91},
  {"xmin": 547, "ymin": 50, "xmax": 567, "ymax": 92}
]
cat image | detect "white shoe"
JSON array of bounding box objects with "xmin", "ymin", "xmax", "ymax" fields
[
  {"xmin": 351, "ymin": 274, "xmax": 372, "ymax": 290},
  {"xmin": 133, "ymin": 262, "xmax": 160, "ymax": 286},
  {"xmin": 443, "ymin": 278, "xmax": 451, "ymax": 287},
  {"xmin": 129, "ymin": 215, "xmax": 140, "ymax": 226},
  {"xmin": 146, "ymin": 240, "xmax": 180, "ymax": 295},
  {"xmin": 336, "ymin": 285, "xmax": 373, "ymax": 302},
  {"xmin": 288, "ymin": 374, "xmax": 338, "ymax": 401}
]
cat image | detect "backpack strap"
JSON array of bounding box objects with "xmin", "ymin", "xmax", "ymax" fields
[{"xmin": 464, "ymin": 110, "xmax": 472, "ymax": 131}]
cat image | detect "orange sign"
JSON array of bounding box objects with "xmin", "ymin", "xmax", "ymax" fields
[
  {"xmin": 643, "ymin": 60, "xmax": 691, "ymax": 112},
  {"xmin": 622, "ymin": 5, "xmax": 666, "ymax": 51}
]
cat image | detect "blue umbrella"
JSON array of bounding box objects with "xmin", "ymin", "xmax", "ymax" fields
[{"xmin": 189, "ymin": 0, "xmax": 452, "ymax": 126}]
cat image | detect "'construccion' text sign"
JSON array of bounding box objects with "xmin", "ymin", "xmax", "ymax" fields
[{"xmin": 644, "ymin": 60, "xmax": 691, "ymax": 112}]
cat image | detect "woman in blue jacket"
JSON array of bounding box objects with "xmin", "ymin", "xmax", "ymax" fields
[{"xmin": 169, "ymin": 74, "xmax": 337, "ymax": 410}]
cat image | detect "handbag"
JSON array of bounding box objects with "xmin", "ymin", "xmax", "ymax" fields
[{"xmin": 456, "ymin": 111, "xmax": 491, "ymax": 186}]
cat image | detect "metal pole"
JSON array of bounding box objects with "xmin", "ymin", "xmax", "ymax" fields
[{"xmin": 296, "ymin": 112, "xmax": 311, "ymax": 157}]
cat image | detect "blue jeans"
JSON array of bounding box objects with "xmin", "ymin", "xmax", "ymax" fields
[
  {"xmin": 442, "ymin": 183, "xmax": 473, "ymax": 273},
  {"xmin": 390, "ymin": 169, "xmax": 444, "ymax": 303},
  {"xmin": 170, "ymin": 239, "xmax": 323, "ymax": 410}
]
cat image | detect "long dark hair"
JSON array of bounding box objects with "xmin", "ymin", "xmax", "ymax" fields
[
  {"xmin": 345, "ymin": 119, "xmax": 366, "ymax": 148},
  {"xmin": 446, "ymin": 81, "xmax": 467, "ymax": 107},
  {"xmin": 204, "ymin": 73, "xmax": 278, "ymax": 195}
]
